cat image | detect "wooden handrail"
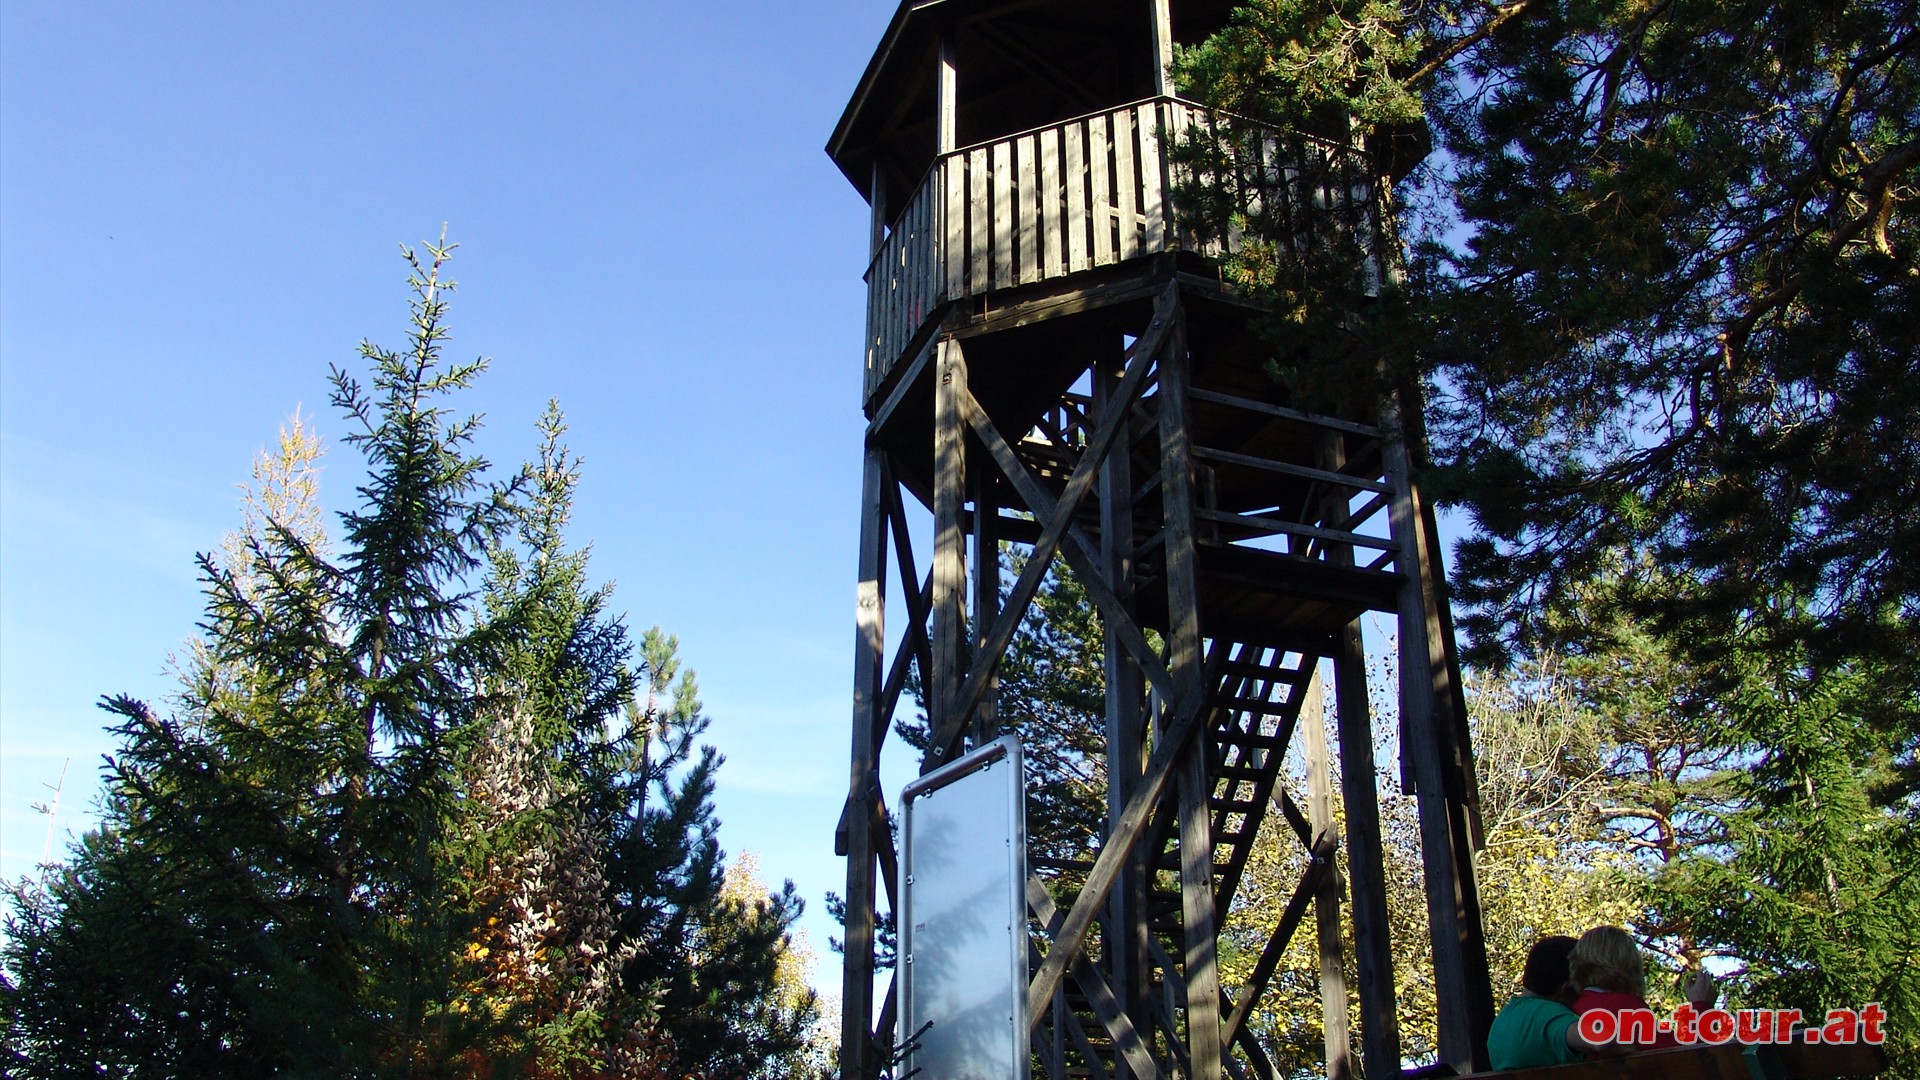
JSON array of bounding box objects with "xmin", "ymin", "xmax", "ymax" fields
[{"xmin": 861, "ymin": 97, "xmax": 1380, "ymax": 400}]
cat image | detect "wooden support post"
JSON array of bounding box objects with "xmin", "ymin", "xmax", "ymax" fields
[
  {"xmin": 1301, "ymin": 669, "xmax": 1355, "ymax": 1079},
  {"xmin": 971, "ymin": 464, "xmax": 1000, "ymax": 746},
  {"xmin": 1334, "ymin": 622, "xmax": 1401, "ymax": 1078},
  {"xmin": 870, "ymin": 161, "xmax": 889, "ymax": 258},
  {"xmin": 1382, "ymin": 390, "xmax": 1489, "ymax": 1072},
  {"xmin": 1097, "ymin": 347, "xmax": 1153, "ymax": 1075},
  {"xmin": 937, "ymin": 30, "xmax": 957, "ymax": 156},
  {"xmin": 931, "ymin": 338, "xmax": 969, "ymax": 763},
  {"xmin": 1157, "ymin": 308, "xmax": 1223, "ymax": 1080},
  {"xmin": 841, "ymin": 447, "xmax": 889, "ymax": 1080},
  {"xmin": 1148, "ymin": 0, "xmax": 1174, "ymax": 99}
]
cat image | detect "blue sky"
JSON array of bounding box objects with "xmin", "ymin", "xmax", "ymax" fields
[{"xmin": 2, "ymin": 2, "xmax": 903, "ymax": 987}]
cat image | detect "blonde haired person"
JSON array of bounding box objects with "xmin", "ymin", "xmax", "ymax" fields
[{"xmin": 1570, "ymin": 926, "xmax": 1715, "ymax": 1053}]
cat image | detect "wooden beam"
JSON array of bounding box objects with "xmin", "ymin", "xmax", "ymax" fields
[
  {"xmin": 1220, "ymin": 837, "xmax": 1337, "ymax": 1048},
  {"xmin": 924, "ymin": 287, "xmax": 1178, "ymax": 764},
  {"xmin": 1158, "ymin": 315, "xmax": 1223, "ymax": 1080},
  {"xmin": 1321, "ymin": 429, "xmax": 1402, "ymax": 1078},
  {"xmin": 1333, "ymin": 622, "xmax": 1401, "ymax": 1077},
  {"xmin": 840, "ymin": 446, "xmax": 888, "ymax": 1080},
  {"xmin": 1096, "ymin": 348, "xmax": 1153, "ymax": 1074},
  {"xmin": 1149, "ymin": 0, "xmax": 1174, "ymax": 99},
  {"xmin": 937, "ymin": 29, "xmax": 957, "ymax": 155},
  {"xmin": 1028, "ymin": 876, "xmax": 1165, "ymax": 1080},
  {"xmin": 971, "ymin": 463, "xmax": 1000, "ymax": 746},
  {"xmin": 1302, "ymin": 669, "xmax": 1355, "ymax": 1079},
  {"xmin": 869, "ymin": 160, "xmax": 889, "ymax": 259},
  {"xmin": 1382, "ymin": 390, "xmax": 1487, "ymax": 1072},
  {"xmin": 1026, "ymin": 659, "xmax": 1212, "ymax": 1027},
  {"xmin": 930, "ymin": 339, "xmax": 969, "ymax": 762},
  {"xmin": 1192, "ymin": 508, "xmax": 1397, "ymax": 553},
  {"xmin": 1188, "ymin": 386, "xmax": 1383, "ymax": 438},
  {"xmin": 1189, "ymin": 445, "xmax": 1393, "ymax": 494}
]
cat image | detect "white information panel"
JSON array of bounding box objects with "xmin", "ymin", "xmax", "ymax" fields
[{"xmin": 900, "ymin": 734, "xmax": 1029, "ymax": 1080}]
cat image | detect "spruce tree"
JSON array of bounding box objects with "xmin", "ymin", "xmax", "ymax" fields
[{"xmin": 2, "ymin": 239, "xmax": 817, "ymax": 1079}]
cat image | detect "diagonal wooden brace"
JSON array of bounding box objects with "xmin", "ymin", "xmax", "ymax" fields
[
  {"xmin": 921, "ymin": 283, "xmax": 1180, "ymax": 765},
  {"xmin": 960, "ymin": 388, "xmax": 1178, "ymax": 708},
  {"xmin": 1028, "ymin": 875, "xmax": 1165, "ymax": 1080},
  {"xmin": 1220, "ymin": 835, "xmax": 1339, "ymax": 1048},
  {"xmin": 1026, "ymin": 669, "xmax": 1209, "ymax": 1024}
]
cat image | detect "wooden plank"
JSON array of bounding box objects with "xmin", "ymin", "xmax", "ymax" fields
[
  {"xmin": 969, "ymin": 146, "xmax": 990, "ymax": 293},
  {"xmin": 1195, "ymin": 508, "xmax": 1397, "ymax": 552},
  {"xmin": 912, "ymin": 181, "xmax": 930, "ymax": 336},
  {"xmin": 1017, "ymin": 133, "xmax": 1040, "ymax": 285},
  {"xmin": 945, "ymin": 153, "xmax": 966, "ymax": 299},
  {"xmin": 1139, "ymin": 101, "xmax": 1165, "ymax": 253},
  {"xmin": 1158, "ymin": 313, "xmax": 1221, "ymax": 1080},
  {"xmin": 993, "ymin": 139, "xmax": 1015, "ymax": 290},
  {"xmin": 864, "ymin": 250, "xmax": 881, "ymax": 399},
  {"xmin": 1182, "ymin": 386, "xmax": 1382, "ymax": 438},
  {"xmin": 1065, "ymin": 120, "xmax": 1089, "ymax": 273},
  {"xmin": 1191, "ymin": 444, "xmax": 1393, "ymax": 493},
  {"xmin": 1114, "ymin": 107, "xmax": 1140, "ymax": 261},
  {"xmin": 1090, "ymin": 113, "xmax": 1114, "ymax": 266},
  {"xmin": 878, "ymin": 241, "xmax": 895, "ymax": 391},
  {"xmin": 1166, "ymin": 101, "xmax": 1194, "ymax": 251},
  {"xmin": 931, "ymin": 339, "xmax": 969, "ymax": 761},
  {"xmin": 1040, "ymin": 127, "xmax": 1064, "ymax": 280}
]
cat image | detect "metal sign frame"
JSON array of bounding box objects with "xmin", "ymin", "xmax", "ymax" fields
[{"xmin": 899, "ymin": 734, "xmax": 1029, "ymax": 1079}]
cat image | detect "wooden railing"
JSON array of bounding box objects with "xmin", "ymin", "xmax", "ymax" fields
[{"xmin": 862, "ymin": 97, "xmax": 1375, "ymax": 400}]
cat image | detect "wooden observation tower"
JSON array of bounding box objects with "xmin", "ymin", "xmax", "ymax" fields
[{"xmin": 828, "ymin": 3, "xmax": 1493, "ymax": 1076}]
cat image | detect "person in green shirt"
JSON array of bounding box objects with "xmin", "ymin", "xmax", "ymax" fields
[{"xmin": 1487, "ymin": 935, "xmax": 1618, "ymax": 1069}]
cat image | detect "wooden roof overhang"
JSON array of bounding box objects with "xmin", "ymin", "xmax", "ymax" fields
[{"xmin": 826, "ymin": 0, "xmax": 1240, "ymax": 224}]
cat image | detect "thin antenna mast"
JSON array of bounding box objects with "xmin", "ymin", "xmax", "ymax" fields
[{"xmin": 31, "ymin": 757, "xmax": 71, "ymax": 867}]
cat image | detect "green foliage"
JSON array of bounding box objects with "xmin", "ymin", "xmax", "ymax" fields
[
  {"xmin": 1174, "ymin": 0, "xmax": 1424, "ymax": 136},
  {"xmin": 1172, "ymin": 4, "xmax": 1919, "ymax": 1069},
  {"xmin": 1417, "ymin": 0, "xmax": 1920, "ymax": 689},
  {"xmin": 1, "ymin": 240, "xmax": 816, "ymax": 1079}
]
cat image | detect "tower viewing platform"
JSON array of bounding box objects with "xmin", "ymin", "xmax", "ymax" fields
[{"xmin": 827, "ymin": 5, "xmax": 1493, "ymax": 1080}]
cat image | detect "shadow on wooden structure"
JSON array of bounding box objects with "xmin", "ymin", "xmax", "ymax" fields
[{"xmin": 829, "ymin": 3, "xmax": 1491, "ymax": 1078}]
